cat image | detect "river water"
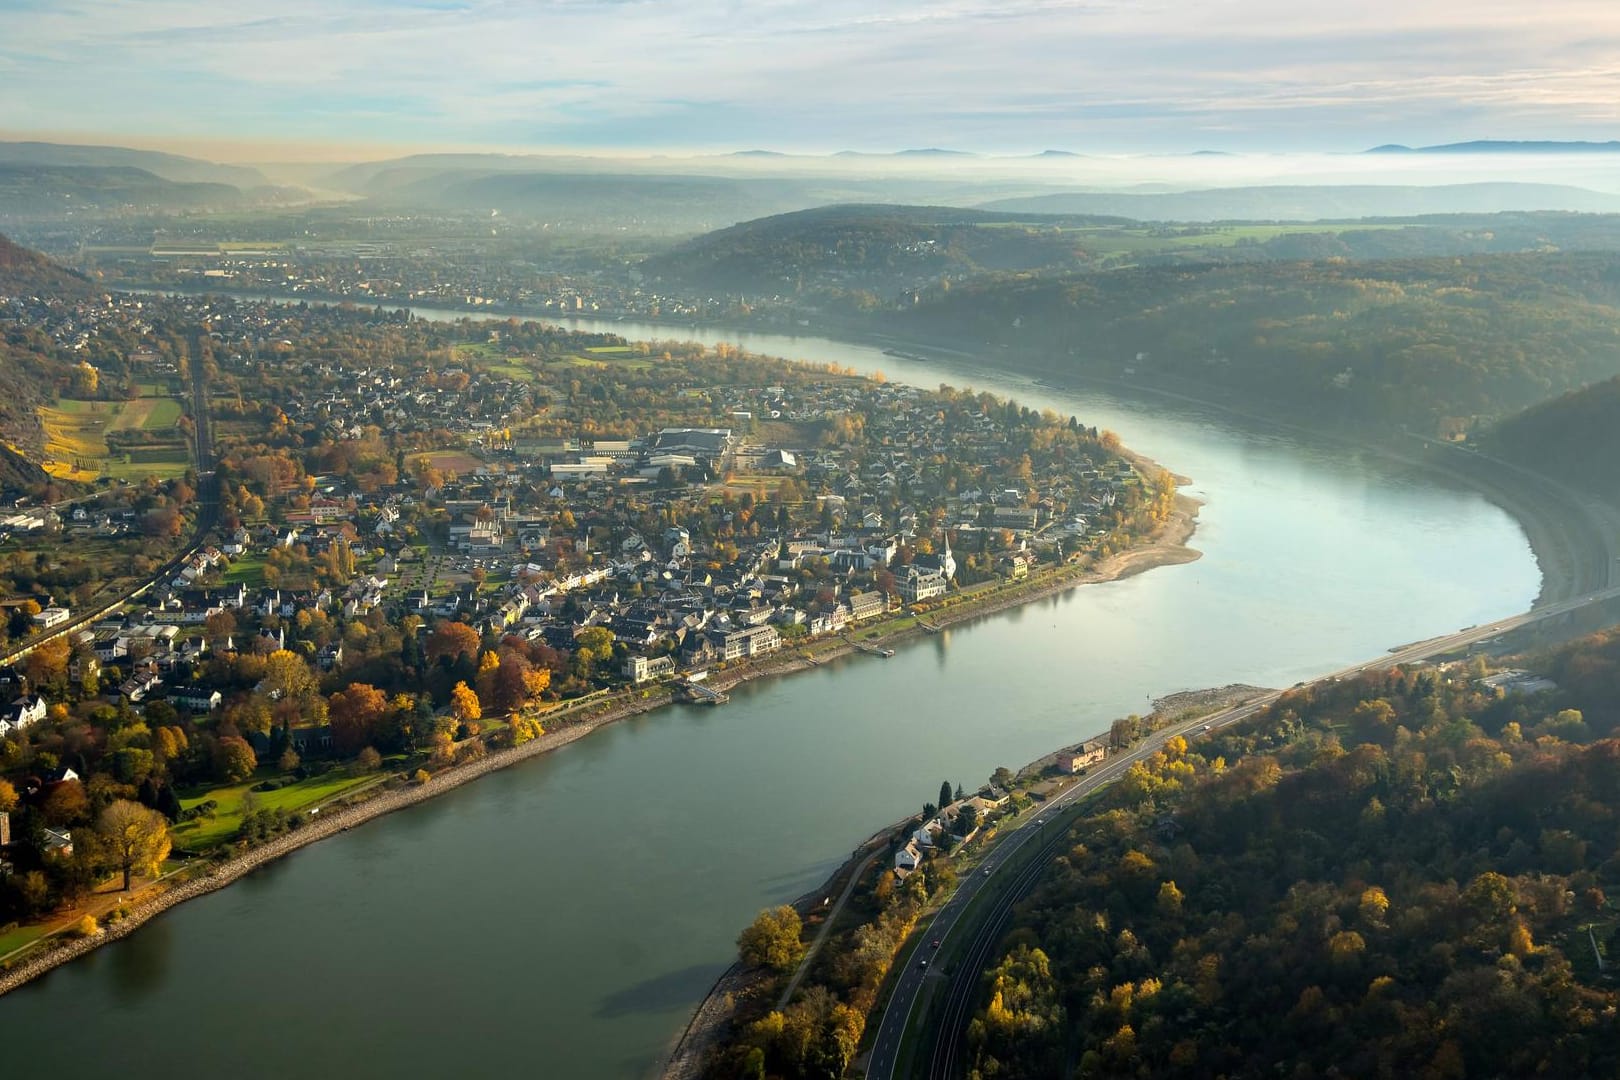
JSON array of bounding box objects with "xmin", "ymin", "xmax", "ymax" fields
[{"xmin": 1, "ymin": 305, "xmax": 1539, "ymax": 1078}]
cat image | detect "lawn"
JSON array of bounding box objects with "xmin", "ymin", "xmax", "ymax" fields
[
  {"xmin": 172, "ymin": 770, "xmax": 380, "ymax": 850},
  {"xmin": 0, "ymin": 921, "xmax": 50, "ymax": 958},
  {"xmin": 223, "ymin": 553, "xmax": 267, "ymax": 587}
]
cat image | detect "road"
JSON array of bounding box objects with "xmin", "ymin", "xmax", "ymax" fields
[
  {"xmin": 866, "ymin": 582, "xmax": 1620, "ymax": 1080},
  {"xmin": 0, "ymin": 335, "xmax": 216, "ymax": 668}
]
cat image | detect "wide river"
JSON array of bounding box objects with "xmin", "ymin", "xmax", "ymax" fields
[{"xmin": 4, "ymin": 308, "xmax": 1539, "ymax": 1078}]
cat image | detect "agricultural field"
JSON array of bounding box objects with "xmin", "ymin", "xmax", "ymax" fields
[
  {"xmin": 38, "ymin": 394, "xmax": 191, "ymax": 482},
  {"xmin": 406, "ymin": 449, "xmax": 484, "ymax": 477}
]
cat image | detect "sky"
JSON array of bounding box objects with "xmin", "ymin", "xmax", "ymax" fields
[{"xmin": 3, "ymin": 0, "xmax": 1620, "ymax": 159}]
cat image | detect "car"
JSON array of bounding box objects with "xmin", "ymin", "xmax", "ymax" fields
[
  {"xmin": 919, "ymin": 957, "xmax": 928, "ymax": 968},
  {"xmin": 983, "ymin": 867, "xmax": 992, "ymax": 876},
  {"xmin": 931, "ymin": 939, "xmax": 941, "ymax": 949}
]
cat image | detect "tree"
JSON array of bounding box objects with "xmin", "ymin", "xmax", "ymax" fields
[
  {"xmin": 991, "ymin": 766, "xmax": 1016, "ymax": 791},
  {"xmin": 43, "ymin": 779, "xmax": 90, "ymax": 825},
  {"xmin": 426, "ymin": 621, "xmax": 481, "ymax": 664},
  {"xmin": 738, "ymin": 905, "xmax": 805, "ymax": 972},
  {"xmin": 25, "ymin": 634, "xmax": 71, "ymax": 688},
  {"xmin": 0, "ymin": 777, "xmax": 16, "ymax": 813},
  {"xmin": 329, "ymin": 682, "xmax": 389, "ymax": 754},
  {"xmin": 214, "ymin": 736, "xmax": 258, "ymax": 783},
  {"xmin": 356, "ymin": 746, "xmax": 382, "ymax": 772},
  {"xmin": 261, "ymin": 649, "xmax": 317, "ymax": 702},
  {"xmin": 97, "ymin": 799, "xmax": 171, "ymax": 890},
  {"xmin": 450, "ymin": 681, "xmax": 482, "ymax": 724},
  {"xmin": 940, "ymin": 780, "xmax": 955, "ymax": 810}
]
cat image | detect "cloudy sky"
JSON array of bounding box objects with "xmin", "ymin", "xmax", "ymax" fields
[{"xmin": 3, "ymin": 0, "xmax": 1618, "ymax": 157}]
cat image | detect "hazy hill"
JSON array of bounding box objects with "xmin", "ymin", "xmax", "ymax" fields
[
  {"xmin": 0, "ymin": 139, "xmax": 267, "ymax": 187},
  {"xmin": 642, "ymin": 204, "xmax": 1129, "ymax": 293},
  {"xmin": 0, "ymin": 165, "xmax": 251, "ymax": 216},
  {"xmin": 0, "ymin": 235, "xmax": 96, "ymax": 488},
  {"xmin": 0, "ymin": 232, "xmax": 97, "ymax": 300},
  {"xmin": 1485, "ymin": 376, "xmax": 1620, "ymax": 499},
  {"xmin": 885, "ymin": 252, "xmax": 1620, "ymax": 433},
  {"xmin": 1369, "ymin": 139, "xmax": 1620, "ymax": 154},
  {"xmin": 978, "ymin": 183, "xmax": 1620, "ymax": 221}
]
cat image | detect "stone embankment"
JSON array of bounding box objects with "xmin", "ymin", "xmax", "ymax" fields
[{"xmin": 0, "ymin": 687, "xmax": 674, "ymax": 997}]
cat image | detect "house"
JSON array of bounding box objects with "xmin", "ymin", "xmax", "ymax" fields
[
  {"xmin": 623, "ymin": 654, "xmax": 677, "ymax": 683},
  {"xmin": 847, "ymin": 591, "xmax": 886, "ymax": 621},
  {"xmin": 896, "ymin": 567, "xmax": 946, "ymax": 604},
  {"xmin": 992, "ymin": 506, "xmax": 1040, "ymax": 531},
  {"xmin": 32, "ymin": 606, "xmax": 71, "ymax": 630},
  {"xmin": 895, "ymin": 840, "xmax": 924, "ymax": 875},
  {"xmin": 170, "ymin": 687, "xmax": 223, "ymax": 713},
  {"xmin": 720, "ymin": 625, "xmax": 780, "ymax": 661},
  {"xmin": 41, "ymin": 827, "xmax": 73, "ymax": 857},
  {"xmin": 7, "ymin": 695, "xmax": 46, "ymax": 732},
  {"xmin": 1057, "ymin": 739, "xmax": 1108, "ymax": 774}
]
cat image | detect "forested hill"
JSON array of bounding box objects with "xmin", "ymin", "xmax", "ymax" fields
[
  {"xmin": 0, "ymin": 235, "xmax": 96, "ymax": 489},
  {"xmin": 1485, "ymin": 375, "xmax": 1620, "ymax": 500},
  {"xmin": 0, "ymin": 233, "xmax": 97, "ymax": 299},
  {"xmin": 883, "ymin": 252, "xmax": 1620, "ymax": 434},
  {"xmin": 965, "ymin": 629, "xmax": 1620, "ymax": 1079},
  {"xmin": 0, "ymin": 165, "xmax": 252, "ymax": 217},
  {"xmin": 642, "ymin": 204, "xmax": 1126, "ymax": 294}
]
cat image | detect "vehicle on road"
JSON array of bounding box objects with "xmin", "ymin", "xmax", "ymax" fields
[
  {"xmin": 919, "ymin": 958, "xmax": 928, "ymax": 968},
  {"xmin": 982, "ymin": 868, "xmax": 992, "ymax": 876},
  {"xmin": 931, "ymin": 939, "xmax": 941, "ymax": 949}
]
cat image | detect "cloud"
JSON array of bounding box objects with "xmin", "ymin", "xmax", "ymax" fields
[{"xmin": 3, "ymin": 0, "xmax": 1619, "ymax": 152}]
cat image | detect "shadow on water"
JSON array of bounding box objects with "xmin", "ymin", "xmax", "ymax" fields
[
  {"xmin": 108, "ymin": 918, "xmax": 172, "ymax": 1002},
  {"xmin": 596, "ymin": 962, "xmax": 728, "ymax": 1019}
]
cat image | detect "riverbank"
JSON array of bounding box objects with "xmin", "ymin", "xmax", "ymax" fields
[
  {"xmin": 0, "ymin": 473, "xmax": 1199, "ymax": 999},
  {"xmin": 657, "ymin": 676, "xmax": 1273, "ymax": 1080},
  {"xmin": 0, "ymin": 685, "xmax": 676, "ymax": 996}
]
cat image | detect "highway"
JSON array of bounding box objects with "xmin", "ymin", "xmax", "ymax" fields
[{"xmin": 865, "ymin": 582, "xmax": 1620, "ymax": 1080}]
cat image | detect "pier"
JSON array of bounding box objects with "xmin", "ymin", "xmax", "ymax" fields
[{"xmin": 675, "ymin": 680, "xmax": 730, "ymax": 705}]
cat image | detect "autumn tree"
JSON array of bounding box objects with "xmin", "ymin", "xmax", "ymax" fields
[
  {"xmin": 426, "ymin": 621, "xmax": 481, "ymax": 664},
  {"xmin": 738, "ymin": 905, "xmax": 805, "ymax": 972},
  {"xmin": 329, "ymin": 682, "xmax": 389, "ymax": 755},
  {"xmin": 214, "ymin": 736, "xmax": 258, "ymax": 783},
  {"xmin": 25, "ymin": 634, "xmax": 72, "ymax": 688},
  {"xmin": 450, "ymin": 681, "xmax": 482, "ymax": 724},
  {"xmin": 96, "ymin": 799, "xmax": 172, "ymax": 890}
]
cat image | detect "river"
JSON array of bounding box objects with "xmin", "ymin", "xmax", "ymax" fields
[{"xmin": 1, "ymin": 305, "xmax": 1540, "ymax": 1078}]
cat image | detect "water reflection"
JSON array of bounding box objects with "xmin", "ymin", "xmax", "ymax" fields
[{"xmin": 109, "ymin": 919, "xmax": 171, "ymax": 1002}]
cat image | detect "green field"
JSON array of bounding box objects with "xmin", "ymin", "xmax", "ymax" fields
[
  {"xmin": 39, "ymin": 394, "xmax": 189, "ymax": 482},
  {"xmin": 173, "ymin": 770, "xmax": 379, "ymax": 849}
]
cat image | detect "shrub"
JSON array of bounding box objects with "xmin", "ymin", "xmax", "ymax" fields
[
  {"xmin": 413, "ymin": 769, "xmax": 431, "ymax": 784},
  {"xmin": 73, "ymin": 915, "xmax": 100, "ymax": 938}
]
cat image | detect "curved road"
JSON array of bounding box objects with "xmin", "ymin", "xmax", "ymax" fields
[{"xmin": 867, "ymin": 583, "xmax": 1620, "ymax": 1080}]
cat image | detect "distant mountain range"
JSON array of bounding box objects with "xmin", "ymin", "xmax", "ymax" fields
[
  {"xmin": 1367, "ymin": 140, "xmax": 1620, "ymax": 154},
  {"xmin": 0, "ymin": 165, "xmax": 256, "ymax": 216},
  {"xmin": 977, "ymin": 183, "xmax": 1620, "ymax": 221},
  {"xmin": 0, "ymin": 140, "xmax": 268, "ymax": 187}
]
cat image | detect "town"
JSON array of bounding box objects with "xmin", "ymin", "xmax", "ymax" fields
[{"xmin": 0, "ymin": 284, "xmax": 1173, "ymax": 943}]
